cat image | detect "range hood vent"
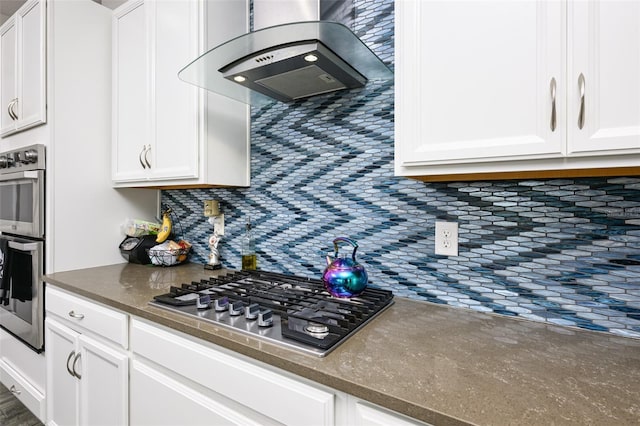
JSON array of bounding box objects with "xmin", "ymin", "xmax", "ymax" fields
[{"xmin": 178, "ymin": 19, "xmax": 393, "ymax": 106}]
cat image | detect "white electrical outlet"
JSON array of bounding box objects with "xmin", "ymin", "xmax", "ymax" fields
[{"xmin": 435, "ymin": 221, "xmax": 458, "ymax": 256}]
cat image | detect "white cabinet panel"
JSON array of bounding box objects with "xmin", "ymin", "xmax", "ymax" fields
[
  {"xmin": 78, "ymin": 335, "xmax": 128, "ymax": 426},
  {"xmin": 113, "ymin": 0, "xmax": 148, "ymax": 182},
  {"xmin": 112, "ymin": 0, "xmax": 249, "ymax": 188},
  {"xmin": 46, "ymin": 286, "xmax": 128, "ymax": 349},
  {"xmin": 131, "ymin": 360, "xmax": 269, "ymax": 426},
  {"xmin": 46, "ymin": 318, "xmax": 80, "ymax": 426},
  {"xmin": 132, "ymin": 318, "xmax": 335, "ymax": 426},
  {"xmin": 567, "ymin": 0, "xmax": 640, "ymax": 155},
  {"xmin": 349, "ymin": 399, "xmax": 431, "ymax": 426},
  {"xmin": 16, "ymin": 0, "xmax": 45, "ymax": 130},
  {"xmin": 150, "ymin": 0, "xmax": 198, "ymax": 181},
  {"xmin": 395, "ymin": 0, "xmax": 640, "ymax": 178},
  {"xmin": 0, "ymin": 18, "xmax": 17, "ymax": 135},
  {"xmin": 45, "ymin": 287, "xmax": 129, "ymax": 426},
  {"xmin": 396, "ymin": 0, "xmax": 564, "ymax": 171},
  {"xmin": 0, "ymin": 0, "xmax": 46, "ymax": 137}
]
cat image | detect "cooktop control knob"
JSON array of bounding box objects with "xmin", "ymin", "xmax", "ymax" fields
[
  {"xmin": 5, "ymin": 154, "xmax": 15, "ymax": 167},
  {"xmin": 0, "ymin": 156, "xmax": 7, "ymax": 168},
  {"xmin": 258, "ymin": 309, "xmax": 273, "ymax": 328},
  {"xmin": 245, "ymin": 303, "xmax": 260, "ymax": 320},
  {"xmin": 214, "ymin": 296, "xmax": 229, "ymax": 312},
  {"xmin": 196, "ymin": 294, "xmax": 211, "ymax": 310},
  {"xmin": 228, "ymin": 300, "xmax": 244, "ymax": 316},
  {"xmin": 23, "ymin": 149, "xmax": 38, "ymax": 163}
]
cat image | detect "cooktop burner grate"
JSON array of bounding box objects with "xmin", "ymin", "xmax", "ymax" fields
[{"xmin": 150, "ymin": 270, "xmax": 393, "ymax": 356}]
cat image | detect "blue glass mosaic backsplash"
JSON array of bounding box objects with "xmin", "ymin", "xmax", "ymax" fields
[{"xmin": 162, "ymin": 0, "xmax": 640, "ymax": 339}]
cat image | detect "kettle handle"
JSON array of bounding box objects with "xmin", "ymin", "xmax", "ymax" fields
[{"xmin": 333, "ymin": 237, "xmax": 358, "ymax": 261}]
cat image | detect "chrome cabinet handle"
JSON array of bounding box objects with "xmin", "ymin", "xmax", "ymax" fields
[
  {"xmin": 550, "ymin": 77, "xmax": 557, "ymax": 132},
  {"xmin": 578, "ymin": 73, "xmax": 585, "ymax": 129},
  {"xmin": 66, "ymin": 351, "xmax": 76, "ymax": 377},
  {"xmin": 72, "ymin": 353, "xmax": 82, "ymax": 379},
  {"xmin": 139, "ymin": 146, "xmax": 147, "ymax": 169},
  {"xmin": 144, "ymin": 144, "xmax": 151, "ymax": 168},
  {"xmin": 10, "ymin": 98, "xmax": 18, "ymax": 120},
  {"xmin": 9, "ymin": 385, "xmax": 21, "ymax": 395},
  {"xmin": 7, "ymin": 99, "xmax": 16, "ymax": 120},
  {"xmin": 68, "ymin": 310, "xmax": 85, "ymax": 319}
]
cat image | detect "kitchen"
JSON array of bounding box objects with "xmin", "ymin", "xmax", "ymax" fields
[{"xmin": 1, "ymin": 0, "xmax": 639, "ymax": 425}]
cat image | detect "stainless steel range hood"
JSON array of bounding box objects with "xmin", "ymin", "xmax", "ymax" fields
[{"xmin": 178, "ymin": 0, "xmax": 393, "ymax": 106}]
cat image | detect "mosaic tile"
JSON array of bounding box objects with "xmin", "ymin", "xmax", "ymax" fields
[{"xmin": 161, "ymin": 0, "xmax": 640, "ymax": 339}]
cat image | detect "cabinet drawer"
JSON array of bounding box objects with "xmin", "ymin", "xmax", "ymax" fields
[
  {"xmin": 46, "ymin": 287, "xmax": 128, "ymax": 348},
  {"xmin": 131, "ymin": 360, "xmax": 275, "ymax": 426},
  {"xmin": 0, "ymin": 359, "xmax": 45, "ymax": 422},
  {"xmin": 131, "ymin": 319, "xmax": 334, "ymax": 426}
]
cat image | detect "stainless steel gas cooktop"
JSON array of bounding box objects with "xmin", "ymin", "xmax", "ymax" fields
[{"xmin": 149, "ymin": 270, "xmax": 394, "ymax": 357}]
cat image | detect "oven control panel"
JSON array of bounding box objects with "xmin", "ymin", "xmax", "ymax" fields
[{"xmin": 0, "ymin": 144, "xmax": 45, "ymax": 173}]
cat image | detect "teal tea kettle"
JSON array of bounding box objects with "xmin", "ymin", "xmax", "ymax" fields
[{"xmin": 322, "ymin": 237, "xmax": 368, "ymax": 298}]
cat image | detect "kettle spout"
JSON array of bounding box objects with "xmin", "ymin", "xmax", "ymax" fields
[{"xmin": 325, "ymin": 255, "xmax": 333, "ymax": 266}]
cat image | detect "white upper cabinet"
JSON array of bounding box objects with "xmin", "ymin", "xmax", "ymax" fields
[
  {"xmin": 113, "ymin": 0, "xmax": 148, "ymax": 182},
  {"xmin": 0, "ymin": 0, "xmax": 46, "ymax": 137},
  {"xmin": 395, "ymin": 0, "xmax": 640, "ymax": 178},
  {"xmin": 396, "ymin": 1, "xmax": 564, "ymax": 167},
  {"xmin": 112, "ymin": 0, "xmax": 249, "ymax": 188},
  {"xmin": 567, "ymin": 0, "xmax": 640, "ymax": 156}
]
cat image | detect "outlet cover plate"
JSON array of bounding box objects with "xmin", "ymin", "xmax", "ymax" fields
[{"xmin": 435, "ymin": 221, "xmax": 458, "ymax": 256}]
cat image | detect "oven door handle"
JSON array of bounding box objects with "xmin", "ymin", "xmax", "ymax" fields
[
  {"xmin": 0, "ymin": 170, "xmax": 40, "ymax": 182},
  {"xmin": 8, "ymin": 241, "xmax": 38, "ymax": 252}
]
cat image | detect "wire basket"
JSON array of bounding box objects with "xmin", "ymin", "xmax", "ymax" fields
[{"xmin": 147, "ymin": 247, "xmax": 190, "ymax": 266}]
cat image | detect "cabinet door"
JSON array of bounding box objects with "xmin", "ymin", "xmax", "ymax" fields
[
  {"xmin": 0, "ymin": 17, "xmax": 17, "ymax": 136},
  {"xmin": 45, "ymin": 318, "xmax": 80, "ymax": 426},
  {"xmin": 78, "ymin": 335, "xmax": 128, "ymax": 426},
  {"xmin": 350, "ymin": 400, "xmax": 431, "ymax": 426},
  {"xmin": 131, "ymin": 360, "xmax": 268, "ymax": 426},
  {"xmin": 16, "ymin": 0, "xmax": 46, "ymax": 131},
  {"xmin": 148, "ymin": 0, "xmax": 199, "ymax": 181},
  {"xmin": 395, "ymin": 0, "xmax": 564, "ymax": 175},
  {"xmin": 112, "ymin": 0, "xmax": 149, "ymax": 182},
  {"xmin": 567, "ymin": 0, "xmax": 640, "ymax": 156}
]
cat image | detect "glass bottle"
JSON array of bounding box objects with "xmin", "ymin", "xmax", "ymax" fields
[{"xmin": 241, "ymin": 222, "xmax": 256, "ymax": 270}]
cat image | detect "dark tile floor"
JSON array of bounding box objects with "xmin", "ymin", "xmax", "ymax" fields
[{"xmin": 0, "ymin": 383, "xmax": 42, "ymax": 426}]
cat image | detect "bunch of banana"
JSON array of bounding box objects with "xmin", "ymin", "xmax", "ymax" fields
[{"xmin": 156, "ymin": 210, "xmax": 173, "ymax": 243}]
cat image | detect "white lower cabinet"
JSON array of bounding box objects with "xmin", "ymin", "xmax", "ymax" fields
[
  {"xmin": 45, "ymin": 287, "xmax": 128, "ymax": 426},
  {"xmin": 131, "ymin": 359, "xmax": 276, "ymax": 426},
  {"xmin": 347, "ymin": 397, "xmax": 432, "ymax": 426},
  {"xmin": 131, "ymin": 318, "xmax": 334, "ymax": 426}
]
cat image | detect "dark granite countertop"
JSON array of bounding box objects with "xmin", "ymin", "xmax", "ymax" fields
[{"xmin": 44, "ymin": 263, "xmax": 640, "ymax": 426}]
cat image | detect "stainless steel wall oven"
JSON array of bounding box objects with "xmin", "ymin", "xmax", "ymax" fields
[{"xmin": 0, "ymin": 144, "xmax": 45, "ymax": 352}]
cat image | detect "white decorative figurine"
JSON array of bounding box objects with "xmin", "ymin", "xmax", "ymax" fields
[{"xmin": 207, "ymin": 231, "xmax": 222, "ymax": 269}]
